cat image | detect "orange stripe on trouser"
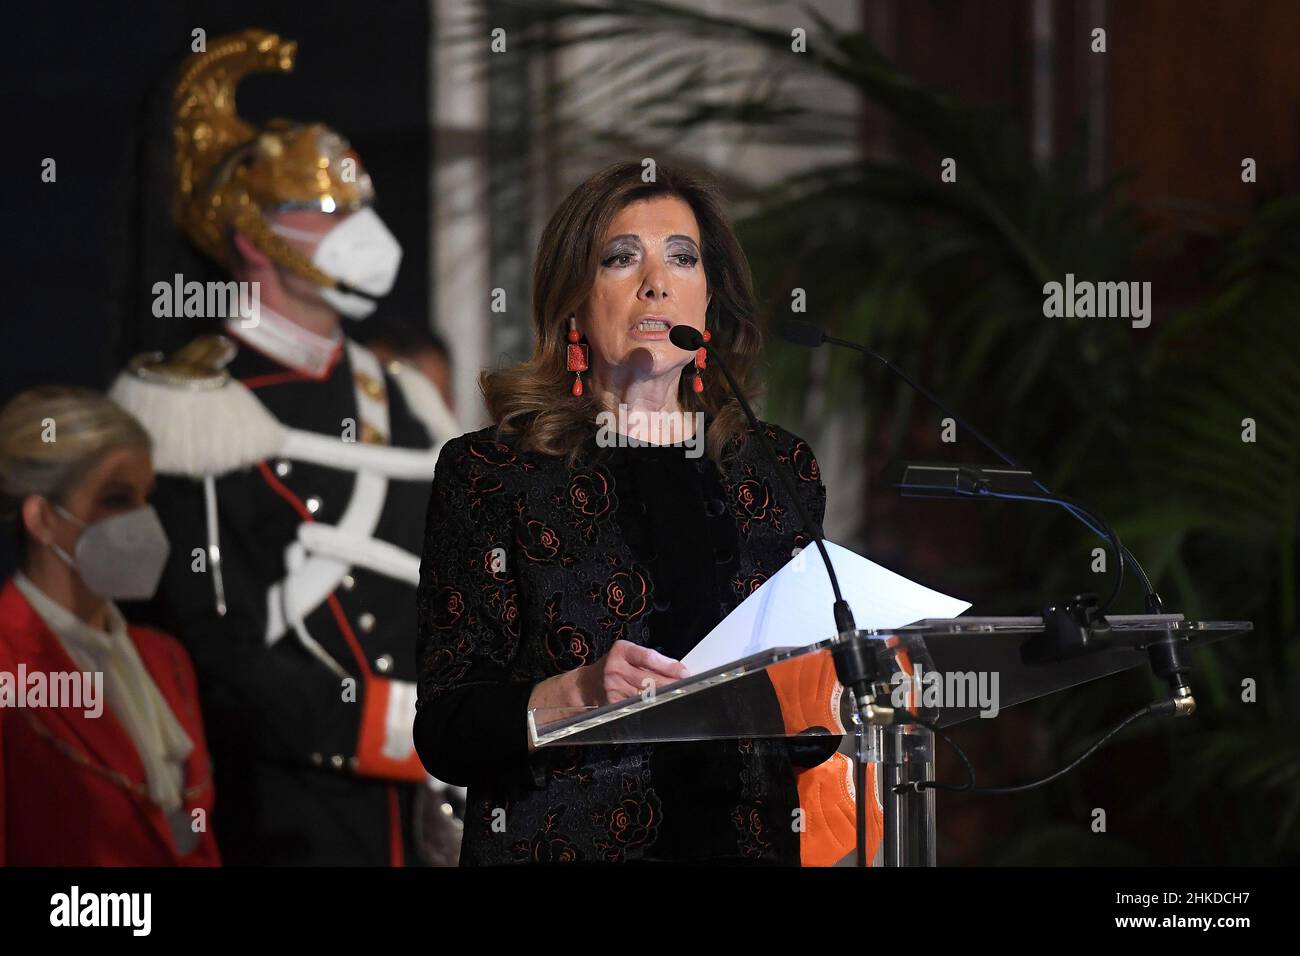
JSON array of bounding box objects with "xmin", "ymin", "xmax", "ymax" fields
[{"xmin": 767, "ymin": 651, "xmax": 884, "ymax": 866}]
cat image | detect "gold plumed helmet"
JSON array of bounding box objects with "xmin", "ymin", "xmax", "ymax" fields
[{"xmin": 172, "ymin": 28, "xmax": 375, "ymax": 287}]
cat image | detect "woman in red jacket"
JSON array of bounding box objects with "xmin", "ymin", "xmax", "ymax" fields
[{"xmin": 0, "ymin": 386, "xmax": 219, "ymax": 866}]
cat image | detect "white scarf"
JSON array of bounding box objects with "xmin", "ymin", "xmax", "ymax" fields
[{"xmin": 14, "ymin": 573, "xmax": 194, "ymax": 811}]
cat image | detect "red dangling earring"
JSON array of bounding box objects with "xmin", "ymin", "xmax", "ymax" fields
[
  {"xmin": 692, "ymin": 328, "xmax": 711, "ymax": 393},
  {"xmin": 566, "ymin": 315, "xmax": 589, "ymax": 396}
]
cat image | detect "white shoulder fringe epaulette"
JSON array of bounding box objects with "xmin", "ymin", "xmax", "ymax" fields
[{"xmin": 109, "ymin": 371, "xmax": 286, "ymax": 479}]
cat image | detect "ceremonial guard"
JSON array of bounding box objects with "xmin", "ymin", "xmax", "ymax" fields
[{"xmin": 112, "ymin": 29, "xmax": 463, "ymax": 865}]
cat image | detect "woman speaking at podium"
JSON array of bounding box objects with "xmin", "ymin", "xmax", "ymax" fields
[{"xmin": 414, "ymin": 162, "xmax": 855, "ymax": 865}]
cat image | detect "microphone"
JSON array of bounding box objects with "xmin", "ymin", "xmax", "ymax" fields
[
  {"xmin": 776, "ymin": 318, "xmax": 1162, "ymax": 615},
  {"xmin": 669, "ymin": 324, "xmax": 857, "ymax": 635},
  {"xmin": 775, "ymin": 320, "xmax": 825, "ymax": 349},
  {"xmin": 894, "ymin": 463, "xmax": 1128, "ymax": 616}
]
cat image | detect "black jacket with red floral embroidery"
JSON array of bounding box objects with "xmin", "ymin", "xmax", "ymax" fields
[{"xmin": 414, "ymin": 418, "xmax": 827, "ymax": 864}]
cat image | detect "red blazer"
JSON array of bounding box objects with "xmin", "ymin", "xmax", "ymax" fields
[{"xmin": 0, "ymin": 579, "xmax": 220, "ymax": 866}]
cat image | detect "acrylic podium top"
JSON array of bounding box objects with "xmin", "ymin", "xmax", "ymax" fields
[{"xmin": 528, "ymin": 616, "xmax": 1251, "ymax": 746}]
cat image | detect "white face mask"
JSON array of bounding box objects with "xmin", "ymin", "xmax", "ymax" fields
[
  {"xmin": 50, "ymin": 504, "xmax": 171, "ymax": 601},
  {"xmin": 269, "ymin": 207, "xmax": 403, "ymax": 320}
]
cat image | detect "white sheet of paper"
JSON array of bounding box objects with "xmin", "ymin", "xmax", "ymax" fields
[{"xmin": 681, "ymin": 540, "xmax": 971, "ymax": 675}]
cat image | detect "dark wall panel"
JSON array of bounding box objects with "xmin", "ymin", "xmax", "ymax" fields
[{"xmin": 3, "ymin": 1, "xmax": 432, "ymax": 397}]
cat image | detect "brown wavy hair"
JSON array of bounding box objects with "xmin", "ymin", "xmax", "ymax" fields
[{"xmin": 481, "ymin": 161, "xmax": 763, "ymax": 469}]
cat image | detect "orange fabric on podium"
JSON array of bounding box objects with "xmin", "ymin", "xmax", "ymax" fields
[{"xmin": 767, "ymin": 650, "xmax": 883, "ymax": 866}]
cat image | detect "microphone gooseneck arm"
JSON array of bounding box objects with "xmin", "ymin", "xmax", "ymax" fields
[
  {"xmin": 669, "ymin": 324, "xmax": 856, "ymax": 633},
  {"xmin": 782, "ymin": 320, "xmax": 1161, "ymax": 614},
  {"xmin": 671, "ymin": 323, "xmax": 875, "ymax": 866}
]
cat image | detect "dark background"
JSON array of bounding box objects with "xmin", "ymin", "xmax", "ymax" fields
[{"xmin": 2, "ymin": 1, "xmax": 431, "ymax": 393}]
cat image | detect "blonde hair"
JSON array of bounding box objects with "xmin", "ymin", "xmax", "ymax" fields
[{"xmin": 0, "ymin": 386, "xmax": 152, "ymax": 558}]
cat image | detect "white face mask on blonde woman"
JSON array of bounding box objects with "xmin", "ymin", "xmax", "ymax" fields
[{"xmin": 47, "ymin": 503, "xmax": 170, "ymax": 601}]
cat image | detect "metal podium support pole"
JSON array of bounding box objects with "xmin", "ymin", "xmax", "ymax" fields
[
  {"xmin": 836, "ymin": 629, "xmax": 938, "ymax": 867},
  {"xmin": 881, "ymin": 723, "xmax": 937, "ymax": 866},
  {"xmin": 882, "ymin": 736, "xmax": 905, "ymax": 867},
  {"xmin": 917, "ymin": 727, "xmax": 937, "ymax": 866}
]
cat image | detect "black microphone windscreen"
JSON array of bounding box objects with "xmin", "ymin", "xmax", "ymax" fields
[
  {"xmin": 669, "ymin": 325, "xmax": 703, "ymax": 350},
  {"xmin": 777, "ymin": 320, "xmax": 825, "ymax": 348}
]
